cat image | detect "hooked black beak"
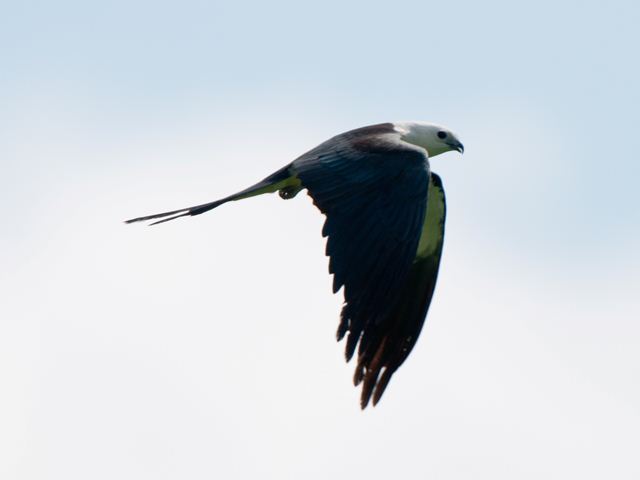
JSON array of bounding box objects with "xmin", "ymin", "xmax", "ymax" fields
[{"xmin": 447, "ymin": 141, "xmax": 464, "ymax": 154}]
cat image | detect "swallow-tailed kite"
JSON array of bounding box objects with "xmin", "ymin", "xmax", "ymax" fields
[{"xmin": 126, "ymin": 121, "xmax": 464, "ymax": 408}]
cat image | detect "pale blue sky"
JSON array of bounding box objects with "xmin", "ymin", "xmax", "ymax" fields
[{"xmin": 1, "ymin": 1, "xmax": 639, "ymax": 479}]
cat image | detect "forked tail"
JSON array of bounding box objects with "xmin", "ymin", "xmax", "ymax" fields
[
  {"xmin": 125, "ymin": 164, "xmax": 298, "ymax": 226},
  {"xmin": 124, "ymin": 198, "xmax": 229, "ymax": 225}
]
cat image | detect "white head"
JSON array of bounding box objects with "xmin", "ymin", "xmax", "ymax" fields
[{"xmin": 395, "ymin": 121, "xmax": 464, "ymax": 157}]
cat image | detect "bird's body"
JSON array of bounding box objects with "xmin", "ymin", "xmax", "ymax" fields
[{"xmin": 127, "ymin": 121, "xmax": 463, "ymax": 408}]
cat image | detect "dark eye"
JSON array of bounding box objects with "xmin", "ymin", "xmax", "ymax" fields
[{"xmin": 437, "ymin": 131, "xmax": 447, "ymax": 139}]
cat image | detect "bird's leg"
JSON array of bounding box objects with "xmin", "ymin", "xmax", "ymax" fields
[{"xmin": 279, "ymin": 184, "xmax": 303, "ymax": 199}]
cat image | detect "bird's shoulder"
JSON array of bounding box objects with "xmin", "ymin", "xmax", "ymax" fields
[{"xmin": 297, "ymin": 122, "xmax": 428, "ymax": 167}]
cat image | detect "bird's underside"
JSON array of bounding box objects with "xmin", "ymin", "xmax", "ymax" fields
[{"xmin": 126, "ymin": 122, "xmax": 449, "ymax": 408}]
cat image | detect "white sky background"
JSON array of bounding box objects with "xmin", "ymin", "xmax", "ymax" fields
[{"xmin": 1, "ymin": 0, "xmax": 639, "ymax": 478}]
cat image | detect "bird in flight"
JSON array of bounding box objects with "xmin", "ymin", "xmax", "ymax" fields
[{"xmin": 126, "ymin": 121, "xmax": 464, "ymax": 408}]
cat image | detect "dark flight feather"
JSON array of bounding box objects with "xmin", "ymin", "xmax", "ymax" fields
[
  {"xmin": 354, "ymin": 173, "xmax": 447, "ymax": 407},
  {"xmin": 292, "ymin": 125, "xmax": 445, "ymax": 407}
]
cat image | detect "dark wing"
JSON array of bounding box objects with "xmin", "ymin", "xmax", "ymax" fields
[
  {"xmin": 292, "ymin": 125, "xmax": 432, "ymax": 407},
  {"xmin": 353, "ymin": 173, "xmax": 446, "ymax": 407}
]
